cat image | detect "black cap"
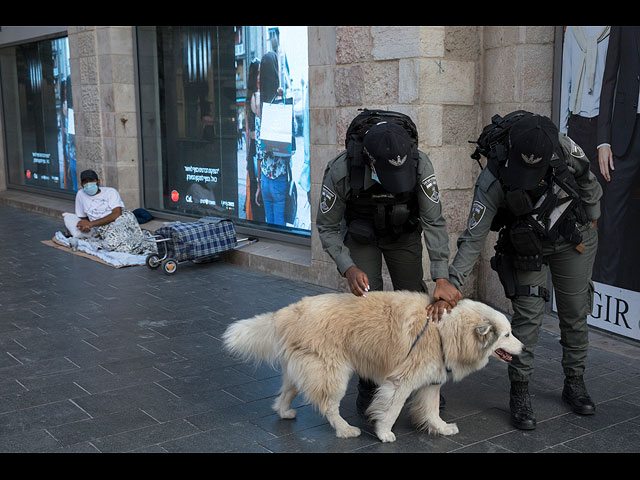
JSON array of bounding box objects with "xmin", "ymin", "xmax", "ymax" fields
[
  {"xmin": 500, "ymin": 115, "xmax": 557, "ymax": 190},
  {"xmin": 80, "ymin": 169, "xmax": 99, "ymax": 182},
  {"xmin": 362, "ymin": 121, "xmax": 416, "ymax": 193}
]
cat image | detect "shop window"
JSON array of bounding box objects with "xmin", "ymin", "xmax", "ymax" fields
[
  {"xmin": 0, "ymin": 36, "xmax": 76, "ymax": 194},
  {"xmin": 137, "ymin": 26, "xmax": 310, "ymax": 236}
]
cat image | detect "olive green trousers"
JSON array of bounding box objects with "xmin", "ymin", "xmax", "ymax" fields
[
  {"xmin": 509, "ymin": 223, "xmax": 598, "ymax": 382},
  {"xmin": 344, "ymin": 230, "xmax": 425, "ymax": 292}
]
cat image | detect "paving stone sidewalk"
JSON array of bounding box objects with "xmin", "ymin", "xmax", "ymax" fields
[{"xmin": 0, "ymin": 204, "xmax": 639, "ymax": 453}]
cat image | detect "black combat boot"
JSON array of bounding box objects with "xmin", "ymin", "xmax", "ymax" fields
[
  {"xmin": 509, "ymin": 381, "xmax": 536, "ymax": 430},
  {"xmin": 562, "ymin": 375, "xmax": 596, "ymax": 415}
]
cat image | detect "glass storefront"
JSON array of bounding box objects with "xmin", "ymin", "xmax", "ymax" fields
[
  {"xmin": 136, "ymin": 26, "xmax": 310, "ymax": 237},
  {"xmin": 0, "ymin": 35, "xmax": 76, "ymax": 195}
]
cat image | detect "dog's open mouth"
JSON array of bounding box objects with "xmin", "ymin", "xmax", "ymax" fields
[{"xmin": 495, "ymin": 348, "xmax": 512, "ymax": 362}]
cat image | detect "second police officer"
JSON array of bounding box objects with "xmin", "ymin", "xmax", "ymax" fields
[{"xmin": 439, "ymin": 112, "xmax": 602, "ymax": 430}]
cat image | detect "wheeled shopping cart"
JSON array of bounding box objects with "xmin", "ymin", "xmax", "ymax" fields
[{"xmin": 145, "ymin": 217, "xmax": 256, "ymax": 275}]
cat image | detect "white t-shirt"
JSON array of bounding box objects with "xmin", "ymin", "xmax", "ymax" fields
[{"xmin": 75, "ymin": 186, "xmax": 125, "ymax": 222}]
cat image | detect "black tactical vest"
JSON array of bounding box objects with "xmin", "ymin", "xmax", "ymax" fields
[{"xmin": 345, "ymin": 181, "xmax": 420, "ymax": 243}]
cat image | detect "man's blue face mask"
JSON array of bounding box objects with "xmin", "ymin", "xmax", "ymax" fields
[{"xmin": 83, "ymin": 181, "xmax": 98, "ymax": 196}]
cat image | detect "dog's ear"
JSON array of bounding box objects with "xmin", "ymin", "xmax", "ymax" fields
[
  {"xmin": 476, "ymin": 320, "xmax": 498, "ymax": 349},
  {"xmin": 476, "ymin": 321, "xmax": 492, "ymax": 337}
]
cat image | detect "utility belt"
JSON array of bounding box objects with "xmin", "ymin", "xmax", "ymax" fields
[
  {"xmin": 490, "ymin": 252, "xmax": 551, "ymax": 302},
  {"xmin": 346, "ymin": 203, "xmax": 420, "ymax": 244},
  {"xmin": 490, "ymin": 224, "xmax": 548, "ymax": 301},
  {"xmin": 490, "ymin": 208, "xmax": 587, "ymax": 302}
]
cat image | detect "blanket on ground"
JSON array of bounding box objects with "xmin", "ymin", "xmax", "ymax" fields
[{"xmin": 48, "ymin": 231, "xmax": 150, "ymax": 268}]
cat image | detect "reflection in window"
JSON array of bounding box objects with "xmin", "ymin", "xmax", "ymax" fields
[
  {"xmin": 0, "ymin": 36, "xmax": 76, "ymax": 193},
  {"xmin": 137, "ymin": 26, "xmax": 310, "ymax": 235}
]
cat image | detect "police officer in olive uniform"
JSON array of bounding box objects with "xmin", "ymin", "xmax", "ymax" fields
[
  {"xmin": 446, "ymin": 113, "xmax": 602, "ymax": 430},
  {"xmin": 316, "ymin": 114, "xmax": 461, "ymax": 415}
]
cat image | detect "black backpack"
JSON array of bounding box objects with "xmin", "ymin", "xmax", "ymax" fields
[
  {"xmin": 345, "ymin": 109, "xmax": 419, "ymax": 196},
  {"xmin": 469, "ymin": 110, "xmax": 533, "ymax": 172}
]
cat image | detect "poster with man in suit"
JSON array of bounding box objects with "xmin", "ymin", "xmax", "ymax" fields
[{"xmin": 559, "ymin": 26, "xmax": 640, "ymax": 342}]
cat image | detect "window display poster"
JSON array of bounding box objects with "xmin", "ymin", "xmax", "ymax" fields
[
  {"xmin": 558, "ymin": 26, "xmax": 640, "ymax": 341},
  {"xmin": 238, "ymin": 26, "xmax": 310, "ymax": 232},
  {"xmin": 158, "ymin": 26, "xmax": 311, "ymax": 234}
]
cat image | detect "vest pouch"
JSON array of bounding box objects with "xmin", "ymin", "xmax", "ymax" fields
[
  {"xmin": 505, "ymin": 189, "xmax": 534, "ymax": 217},
  {"xmin": 510, "ymin": 221, "xmax": 544, "ymax": 271},
  {"xmin": 390, "ymin": 204, "xmax": 410, "ymax": 226},
  {"xmin": 509, "ymin": 221, "xmax": 542, "ymax": 257},
  {"xmin": 348, "ymin": 219, "xmax": 377, "ymax": 245}
]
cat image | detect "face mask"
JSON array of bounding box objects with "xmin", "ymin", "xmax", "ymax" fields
[{"xmin": 83, "ymin": 182, "xmax": 98, "ymax": 196}]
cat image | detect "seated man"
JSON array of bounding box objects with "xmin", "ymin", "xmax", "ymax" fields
[{"xmin": 63, "ymin": 169, "xmax": 155, "ymax": 255}]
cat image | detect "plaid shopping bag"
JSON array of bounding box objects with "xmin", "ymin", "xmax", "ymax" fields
[{"xmin": 155, "ymin": 217, "xmax": 237, "ymax": 261}]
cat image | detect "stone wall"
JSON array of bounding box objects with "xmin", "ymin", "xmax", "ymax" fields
[{"xmin": 67, "ymin": 26, "xmax": 141, "ymax": 210}]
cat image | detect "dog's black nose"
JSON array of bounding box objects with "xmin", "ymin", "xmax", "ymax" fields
[{"xmin": 521, "ymin": 345, "xmax": 527, "ymax": 352}]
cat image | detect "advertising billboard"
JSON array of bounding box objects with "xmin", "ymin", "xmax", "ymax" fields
[
  {"xmin": 138, "ymin": 26, "xmax": 310, "ymax": 236},
  {"xmin": 558, "ymin": 26, "xmax": 640, "ymax": 341}
]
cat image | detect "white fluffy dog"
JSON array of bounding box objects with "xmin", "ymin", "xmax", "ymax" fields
[{"xmin": 222, "ymin": 291, "xmax": 523, "ymax": 442}]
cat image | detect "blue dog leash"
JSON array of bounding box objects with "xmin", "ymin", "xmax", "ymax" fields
[
  {"xmin": 407, "ymin": 316, "xmax": 430, "ymax": 357},
  {"xmin": 407, "ymin": 313, "xmax": 452, "ymax": 376}
]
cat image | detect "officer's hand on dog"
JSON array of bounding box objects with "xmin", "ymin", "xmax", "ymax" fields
[
  {"xmin": 426, "ymin": 300, "xmax": 452, "ymax": 322},
  {"xmin": 433, "ymin": 278, "xmax": 463, "ymax": 308},
  {"xmin": 345, "ymin": 266, "xmax": 370, "ymax": 297}
]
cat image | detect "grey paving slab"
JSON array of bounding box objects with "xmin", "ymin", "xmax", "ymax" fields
[{"xmin": 1, "ymin": 204, "xmax": 640, "ymax": 453}]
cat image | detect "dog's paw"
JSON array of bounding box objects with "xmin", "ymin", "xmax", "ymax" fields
[
  {"xmin": 336, "ymin": 425, "xmax": 361, "ymax": 438},
  {"xmin": 278, "ymin": 408, "xmax": 297, "ymax": 419},
  {"xmin": 436, "ymin": 422, "xmax": 459, "ymax": 436},
  {"xmin": 376, "ymin": 430, "xmax": 396, "ymax": 443}
]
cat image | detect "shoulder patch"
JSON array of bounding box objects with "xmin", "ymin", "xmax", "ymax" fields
[
  {"xmin": 568, "ymin": 137, "xmax": 586, "ymax": 159},
  {"xmin": 420, "ymin": 174, "xmax": 440, "ymax": 203},
  {"xmin": 320, "ymin": 185, "xmax": 337, "ymax": 214},
  {"xmin": 468, "ymin": 201, "xmax": 487, "ymax": 230}
]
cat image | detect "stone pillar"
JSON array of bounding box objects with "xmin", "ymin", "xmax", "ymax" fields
[
  {"xmin": 413, "ymin": 26, "xmax": 482, "ymax": 298},
  {"xmin": 67, "ymin": 26, "xmax": 141, "ymax": 210},
  {"xmin": 308, "ymin": 26, "xmax": 343, "ymax": 289}
]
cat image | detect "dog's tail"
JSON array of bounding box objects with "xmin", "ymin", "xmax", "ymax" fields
[{"xmin": 222, "ymin": 311, "xmax": 281, "ymax": 366}]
